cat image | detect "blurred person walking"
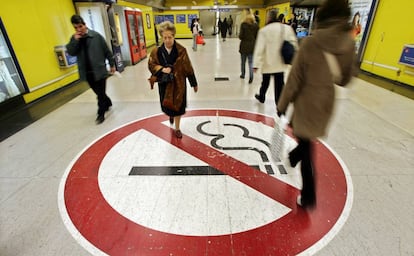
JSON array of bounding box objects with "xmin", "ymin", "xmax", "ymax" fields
[
  {"xmin": 277, "ymin": 0, "xmax": 356, "ymax": 209},
  {"xmin": 220, "ymin": 17, "xmax": 228, "ymax": 41},
  {"xmin": 253, "ymin": 10, "xmax": 298, "ymax": 105},
  {"xmin": 66, "ymin": 14, "xmax": 116, "ymax": 124}
]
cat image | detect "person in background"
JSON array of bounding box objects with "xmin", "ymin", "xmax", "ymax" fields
[
  {"xmin": 277, "ymin": 0, "xmax": 355, "ymax": 209},
  {"xmin": 148, "ymin": 21, "xmax": 199, "ymax": 139},
  {"xmin": 227, "ymin": 15, "xmax": 234, "ymax": 36},
  {"xmin": 253, "ymin": 10, "xmax": 298, "ymax": 105},
  {"xmin": 154, "ymin": 23, "xmax": 159, "ymax": 46},
  {"xmin": 197, "ymin": 18, "xmax": 204, "ymax": 36},
  {"xmin": 191, "ymin": 18, "xmax": 200, "ymax": 51},
  {"xmin": 254, "ymin": 10, "xmax": 260, "ymax": 26},
  {"xmin": 66, "ymin": 14, "xmax": 115, "ymax": 124},
  {"xmin": 278, "ymin": 14, "xmax": 286, "ymax": 24},
  {"xmin": 289, "ymin": 12, "xmax": 298, "ymax": 35},
  {"xmin": 239, "ymin": 14, "xmax": 259, "ymax": 84},
  {"xmin": 220, "ymin": 17, "xmax": 228, "ymax": 41}
]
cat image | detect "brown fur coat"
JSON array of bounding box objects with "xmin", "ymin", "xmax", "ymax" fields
[{"xmin": 148, "ymin": 42, "xmax": 197, "ymax": 113}]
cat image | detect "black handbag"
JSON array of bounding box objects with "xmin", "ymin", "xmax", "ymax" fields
[
  {"xmin": 281, "ymin": 40, "xmax": 295, "ymax": 64},
  {"xmin": 159, "ymin": 50, "xmax": 174, "ymax": 83},
  {"xmin": 160, "ymin": 72, "xmax": 174, "ymax": 83},
  {"xmin": 280, "ymin": 25, "xmax": 295, "ymax": 64}
]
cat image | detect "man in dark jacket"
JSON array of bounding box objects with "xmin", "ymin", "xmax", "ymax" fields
[{"xmin": 66, "ymin": 15, "xmax": 115, "ymax": 124}]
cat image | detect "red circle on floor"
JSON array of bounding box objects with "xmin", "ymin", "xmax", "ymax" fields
[{"xmin": 60, "ymin": 109, "xmax": 353, "ymax": 255}]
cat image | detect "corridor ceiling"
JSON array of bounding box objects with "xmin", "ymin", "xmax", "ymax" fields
[{"xmin": 123, "ymin": 0, "xmax": 325, "ymax": 9}]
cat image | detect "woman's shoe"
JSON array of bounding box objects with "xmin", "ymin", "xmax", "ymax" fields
[
  {"xmin": 175, "ymin": 130, "xmax": 183, "ymax": 138},
  {"xmin": 240, "ymin": 75, "xmax": 245, "ymax": 79},
  {"xmin": 248, "ymin": 77, "xmax": 253, "ymax": 84}
]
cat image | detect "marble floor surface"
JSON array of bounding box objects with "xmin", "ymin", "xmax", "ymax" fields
[{"xmin": 0, "ymin": 37, "xmax": 413, "ymax": 256}]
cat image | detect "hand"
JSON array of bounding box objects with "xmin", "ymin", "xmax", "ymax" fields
[
  {"xmin": 110, "ymin": 67, "xmax": 116, "ymax": 74},
  {"xmin": 193, "ymin": 86, "xmax": 198, "ymax": 93},
  {"xmin": 253, "ymin": 68, "xmax": 258, "ymax": 73},
  {"xmin": 162, "ymin": 67, "xmax": 172, "ymax": 74},
  {"xmin": 73, "ymin": 32, "xmax": 83, "ymax": 40},
  {"xmin": 277, "ymin": 110, "xmax": 284, "ymax": 117}
]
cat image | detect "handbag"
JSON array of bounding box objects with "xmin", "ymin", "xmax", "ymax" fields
[
  {"xmin": 280, "ymin": 25, "xmax": 295, "ymax": 64},
  {"xmin": 160, "ymin": 72, "xmax": 174, "ymax": 83},
  {"xmin": 196, "ymin": 35, "xmax": 205, "ymax": 45},
  {"xmin": 159, "ymin": 50, "xmax": 174, "ymax": 84}
]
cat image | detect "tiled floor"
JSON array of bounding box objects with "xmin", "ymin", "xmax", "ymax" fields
[{"xmin": 0, "ymin": 37, "xmax": 413, "ymax": 256}]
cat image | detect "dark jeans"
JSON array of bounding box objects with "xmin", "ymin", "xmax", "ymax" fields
[
  {"xmin": 87, "ymin": 77, "xmax": 112, "ymax": 116},
  {"xmin": 240, "ymin": 54, "xmax": 253, "ymax": 79},
  {"xmin": 290, "ymin": 138, "xmax": 316, "ymax": 206},
  {"xmin": 257, "ymin": 72, "xmax": 284, "ymax": 105}
]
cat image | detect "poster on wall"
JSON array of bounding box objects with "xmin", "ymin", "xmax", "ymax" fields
[
  {"xmin": 176, "ymin": 14, "xmax": 186, "ymax": 24},
  {"xmin": 78, "ymin": 6, "xmax": 106, "ymax": 39},
  {"xmin": 292, "ymin": 7, "xmax": 315, "ymax": 39},
  {"xmin": 348, "ymin": 0, "xmax": 377, "ymax": 57},
  {"xmin": 0, "ymin": 20, "xmax": 26, "ymax": 103},
  {"xmin": 155, "ymin": 15, "xmax": 175, "ymax": 25}
]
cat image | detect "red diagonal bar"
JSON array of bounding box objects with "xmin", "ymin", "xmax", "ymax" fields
[{"xmin": 141, "ymin": 118, "xmax": 299, "ymax": 209}]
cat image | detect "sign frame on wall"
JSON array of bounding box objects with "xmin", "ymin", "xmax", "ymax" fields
[
  {"xmin": 176, "ymin": 14, "xmax": 186, "ymax": 23},
  {"xmin": 399, "ymin": 44, "xmax": 414, "ymax": 68}
]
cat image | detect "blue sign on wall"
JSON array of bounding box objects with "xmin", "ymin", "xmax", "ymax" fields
[
  {"xmin": 399, "ymin": 44, "xmax": 414, "ymax": 68},
  {"xmin": 176, "ymin": 14, "xmax": 186, "ymax": 23}
]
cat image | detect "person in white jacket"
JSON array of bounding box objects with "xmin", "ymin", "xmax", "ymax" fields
[{"xmin": 253, "ymin": 10, "xmax": 298, "ymax": 105}]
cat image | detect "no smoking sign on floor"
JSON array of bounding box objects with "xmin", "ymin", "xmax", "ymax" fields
[{"xmin": 58, "ymin": 109, "xmax": 353, "ymax": 255}]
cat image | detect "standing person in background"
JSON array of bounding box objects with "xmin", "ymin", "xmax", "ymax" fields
[
  {"xmin": 253, "ymin": 10, "xmax": 298, "ymax": 105},
  {"xmin": 148, "ymin": 21, "xmax": 199, "ymax": 139},
  {"xmin": 227, "ymin": 15, "xmax": 234, "ymax": 36},
  {"xmin": 154, "ymin": 23, "xmax": 159, "ymax": 46},
  {"xmin": 278, "ymin": 14, "xmax": 286, "ymax": 24},
  {"xmin": 191, "ymin": 18, "xmax": 199, "ymax": 51},
  {"xmin": 66, "ymin": 14, "xmax": 115, "ymax": 124},
  {"xmin": 220, "ymin": 18, "xmax": 228, "ymax": 41},
  {"xmin": 289, "ymin": 12, "xmax": 298, "ymax": 35},
  {"xmin": 239, "ymin": 14, "xmax": 259, "ymax": 84},
  {"xmin": 254, "ymin": 10, "xmax": 260, "ymax": 26},
  {"xmin": 277, "ymin": 0, "xmax": 355, "ymax": 209}
]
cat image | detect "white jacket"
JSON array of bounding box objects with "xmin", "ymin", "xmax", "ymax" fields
[{"xmin": 253, "ymin": 22, "xmax": 298, "ymax": 74}]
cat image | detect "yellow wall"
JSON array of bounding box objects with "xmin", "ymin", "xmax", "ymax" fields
[
  {"xmin": 360, "ymin": 0, "xmax": 414, "ymax": 87},
  {"xmin": 269, "ymin": 2, "xmax": 291, "ymax": 20},
  {"xmin": 0, "ymin": 0, "xmax": 79, "ymax": 103}
]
